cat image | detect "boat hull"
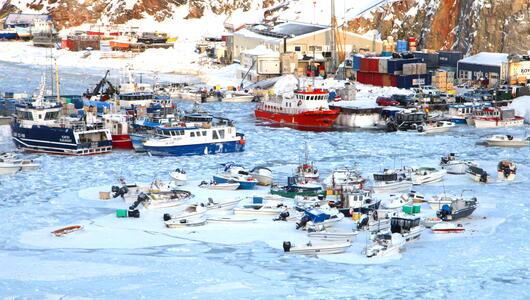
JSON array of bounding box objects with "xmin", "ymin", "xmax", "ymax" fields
[
  {"xmin": 212, "ymin": 175, "xmax": 257, "ymax": 189},
  {"xmin": 0, "ymin": 164, "xmax": 21, "ymax": 175},
  {"xmin": 112, "ymin": 134, "xmax": 133, "ymax": 149},
  {"xmin": 473, "ymin": 118, "xmax": 524, "ymax": 128},
  {"xmin": 372, "ymin": 181, "xmax": 412, "ymax": 193},
  {"xmin": 441, "ymin": 162, "xmax": 468, "ymax": 174},
  {"xmin": 486, "ymin": 140, "xmax": 528, "ymax": 147},
  {"xmin": 144, "ymin": 140, "xmax": 245, "ymax": 157},
  {"xmin": 255, "ymin": 108, "xmax": 339, "ymax": 128}
]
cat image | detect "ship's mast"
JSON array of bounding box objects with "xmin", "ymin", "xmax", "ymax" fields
[{"xmin": 330, "ymin": 0, "xmax": 337, "ymax": 72}]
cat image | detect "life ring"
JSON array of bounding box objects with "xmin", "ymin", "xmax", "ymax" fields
[{"xmin": 297, "ymin": 100, "xmax": 302, "ymax": 106}]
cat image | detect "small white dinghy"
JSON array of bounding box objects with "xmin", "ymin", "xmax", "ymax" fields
[
  {"xmin": 417, "ymin": 121, "xmax": 455, "ymax": 134},
  {"xmin": 233, "ymin": 203, "xmax": 286, "ymax": 216},
  {"xmin": 0, "ymin": 162, "xmax": 21, "ymax": 175},
  {"xmin": 193, "ymin": 197, "xmax": 242, "ymax": 211},
  {"xmin": 165, "ymin": 218, "xmax": 207, "ymax": 228},
  {"xmin": 440, "ymin": 153, "xmax": 475, "ymax": 175},
  {"xmin": 207, "ymin": 216, "xmax": 257, "ymax": 223},
  {"xmin": 282, "ymin": 240, "xmax": 352, "ymax": 255},
  {"xmin": 364, "ymin": 232, "xmax": 405, "ymax": 258},
  {"xmin": 431, "ymin": 222, "xmax": 465, "ymax": 234},
  {"xmin": 381, "ymin": 194, "xmax": 413, "ymax": 209},
  {"xmin": 164, "ymin": 205, "xmax": 208, "ymax": 222},
  {"xmin": 308, "ymin": 230, "xmax": 358, "ymax": 242},
  {"xmin": 497, "ymin": 160, "xmax": 516, "ymax": 181},
  {"xmin": 411, "ymin": 167, "xmax": 446, "ymax": 185},
  {"xmin": 169, "ymin": 168, "xmax": 187, "ymax": 186},
  {"xmin": 142, "ymin": 190, "xmax": 193, "ymax": 209},
  {"xmin": 249, "ymin": 166, "xmax": 273, "ymax": 186},
  {"xmin": 198, "ymin": 180, "xmax": 240, "ymax": 190},
  {"xmin": 484, "ymin": 134, "xmax": 529, "ymax": 147},
  {"xmin": 422, "ymin": 217, "xmax": 443, "ymax": 228}
]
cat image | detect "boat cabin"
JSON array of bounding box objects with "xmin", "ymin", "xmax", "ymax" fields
[
  {"xmin": 373, "ymin": 173, "xmax": 398, "ymax": 182},
  {"xmin": 390, "ymin": 217, "xmax": 421, "ymax": 234},
  {"xmin": 15, "ymin": 101, "xmax": 62, "ymax": 127}
]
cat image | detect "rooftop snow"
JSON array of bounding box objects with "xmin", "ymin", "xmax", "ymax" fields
[
  {"xmin": 459, "ymin": 52, "xmax": 509, "ymax": 67},
  {"xmin": 4, "ymin": 13, "xmax": 50, "ymax": 25},
  {"xmin": 271, "ymin": 22, "xmax": 327, "ymax": 37}
]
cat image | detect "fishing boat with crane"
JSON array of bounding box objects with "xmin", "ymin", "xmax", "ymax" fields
[{"xmin": 11, "ymin": 75, "xmax": 112, "ymax": 155}]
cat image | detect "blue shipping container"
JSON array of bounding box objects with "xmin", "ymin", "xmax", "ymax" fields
[
  {"xmin": 387, "ymin": 58, "xmax": 422, "ymax": 74},
  {"xmin": 397, "ymin": 74, "xmax": 432, "ymax": 89},
  {"xmin": 381, "ymin": 51, "xmax": 393, "ymax": 57},
  {"xmin": 438, "ymin": 51, "xmax": 464, "ymax": 68},
  {"xmin": 396, "ymin": 40, "xmax": 408, "ymax": 52},
  {"xmin": 353, "ymin": 55, "xmax": 362, "ymax": 71}
]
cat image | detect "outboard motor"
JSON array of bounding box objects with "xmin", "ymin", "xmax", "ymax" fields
[
  {"xmin": 112, "ymin": 185, "xmax": 129, "ymax": 198},
  {"xmin": 296, "ymin": 215, "xmax": 310, "ymax": 230},
  {"xmin": 282, "ymin": 241, "xmax": 292, "ymax": 252},
  {"xmin": 480, "ymin": 173, "xmax": 488, "ymax": 183},
  {"xmin": 127, "ymin": 209, "xmax": 140, "ymax": 218},
  {"xmin": 274, "ymin": 211, "xmax": 290, "ymax": 222},
  {"xmin": 503, "ymin": 167, "xmax": 511, "ymax": 178},
  {"xmin": 357, "ymin": 214, "xmax": 369, "ymax": 230},
  {"xmin": 163, "ymin": 213, "xmax": 172, "ymax": 221},
  {"xmin": 129, "ymin": 192, "xmax": 149, "ymax": 210}
]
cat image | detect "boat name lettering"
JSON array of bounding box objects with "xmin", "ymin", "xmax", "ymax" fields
[{"xmin": 60, "ymin": 135, "xmax": 73, "ymax": 143}]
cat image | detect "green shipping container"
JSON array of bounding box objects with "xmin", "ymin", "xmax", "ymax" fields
[
  {"xmin": 413, "ymin": 204, "xmax": 421, "ymax": 213},
  {"xmin": 402, "ymin": 205, "xmax": 414, "ymax": 214},
  {"xmin": 116, "ymin": 209, "xmax": 128, "ymax": 218}
]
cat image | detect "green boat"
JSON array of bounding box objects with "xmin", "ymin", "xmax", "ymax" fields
[{"xmin": 270, "ymin": 184, "xmax": 326, "ymax": 199}]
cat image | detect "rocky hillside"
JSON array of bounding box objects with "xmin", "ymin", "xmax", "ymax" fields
[
  {"xmin": 346, "ymin": 0, "xmax": 530, "ymax": 55},
  {"xmin": 1, "ymin": 0, "xmax": 529, "ymax": 54}
]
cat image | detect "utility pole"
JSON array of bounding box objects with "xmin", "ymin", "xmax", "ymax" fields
[{"xmin": 330, "ymin": 0, "xmax": 337, "ymax": 72}]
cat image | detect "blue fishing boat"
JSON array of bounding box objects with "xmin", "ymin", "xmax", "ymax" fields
[
  {"xmin": 142, "ymin": 118, "xmax": 246, "ymax": 157},
  {"xmin": 212, "ymin": 162, "xmax": 257, "ymax": 190},
  {"xmin": 0, "ymin": 29, "xmax": 17, "ymax": 40},
  {"xmin": 11, "ymin": 76, "xmax": 112, "ymax": 156},
  {"xmin": 447, "ymin": 102, "xmax": 491, "ymax": 124}
]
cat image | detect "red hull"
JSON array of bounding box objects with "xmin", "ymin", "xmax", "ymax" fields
[
  {"xmin": 255, "ymin": 109, "xmax": 339, "ymax": 128},
  {"xmin": 112, "ymin": 134, "xmax": 133, "ymax": 149}
]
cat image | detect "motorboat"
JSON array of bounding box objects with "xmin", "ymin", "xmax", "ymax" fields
[
  {"xmin": 198, "ymin": 180, "xmax": 240, "ymax": 190},
  {"xmin": 308, "ymin": 230, "xmax": 358, "ymax": 242},
  {"xmin": 380, "ymin": 194, "xmax": 413, "ymax": 209},
  {"xmin": 165, "ymin": 218, "xmax": 207, "ymax": 228},
  {"xmin": 295, "ymin": 144, "xmax": 320, "ymax": 181},
  {"xmin": 417, "ymin": 121, "xmax": 455, "ymax": 134},
  {"xmin": 206, "ymin": 216, "xmax": 257, "ymax": 223},
  {"xmin": 436, "ymin": 197, "xmax": 478, "ymax": 221},
  {"xmin": 337, "ymin": 189, "xmax": 380, "ymax": 216},
  {"xmin": 446, "ymin": 102, "xmax": 492, "ymax": 124},
  {"xmin": 467, "ymin": 166, "xmax": 490, "ymax": 183},
  {"xmin": 192, "ymin": 197, "xmax": 242, "ymax": 211},
  {"xmin": 169, "ymin": 168, "xmax": 187, "ymax": 186},
  {"xmin": 431, "ymin": 222, "xmax": 465, "ymax": 234},
  {"xmin": 364, "ymin": 232, "xmax": 405, "ymax": 258},
  {"xmin": 422, "ymin": 217, "xmax": 443, "ymax": 228},
  {"xmin": 249, "ymin": 166, "xmax": 273, "ymax": 186},
  {"xmin": 270, "ymin": 176, "xmax": 325, "ymax": 199},
  {"xmin": 213, "ymin": 162, "xmax": 258, "ymax": 190},
  {"xmin": 484, "ymin": 134, "xmax": 529, "ymax": 147},
  {"xmin": 142, "ymin": 190, "xmax": 194, "ymax": 209},
  {"xmin": 497, "ymin": 160, "xmax": 516, "ymax": 181},
  {"xmin": 294, "ymin": 207, "xmax": 345, "ymax": 231},
  {"xmin": 0, "ymin": 162, "xmax": 22, "ymax": 175},
  {"xmin": 440, "ymin": 153, "xmax": 475, "ymax": 174},
  {"xmin": 163, "ymin": 205, "xmax": 208, "ymax": 222},
  {"xmin": 411, "ymin": 167, "xmax": 446, "ymax": 185},
  {"xmin": 328, "ymin": 167, "xmax": 366, "ymax": 191},
  {"xmin": 282, "ymin": 240, "xmax": 352, "ymax": 255},
  {"xmin": 472, "ymin": 108, "xmax": 524, "ymax": 128},
  {"xmin": 222, "ymin": 91, "xmax": 254, "ymax": 103},
  {"xmin": 372, "ymin": 171, "xmax": 412, "ymax": 193},
  {"xmin": 427, "ymin": 195, "xmax": 454, "ymax": 211},
  {"xmin": 233, "ymin": 196, "xmax": 288, "ymax": 216},
  {"xmin": 390, "ymin": 215, "xmax": 424, "ymax": 242}
]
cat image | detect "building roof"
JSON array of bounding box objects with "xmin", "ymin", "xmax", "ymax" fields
[
  {"xmin": 4, "ymin": 13, "xmax": 50, "ymax": 25},
  {"xmin": 271, "ymin": 22, "xmax": 327, "ymax": 37},
  {"xmin": 458, "ymin": 52, "xmax": 508, "ymax": 67}
]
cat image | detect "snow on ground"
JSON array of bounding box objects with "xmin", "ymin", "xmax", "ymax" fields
[{"xmin": 510, "ymin": 96, "xmax": 530, "ymax": 123}]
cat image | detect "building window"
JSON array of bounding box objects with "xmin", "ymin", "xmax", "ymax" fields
[
  {"xmin": 308, "ymin": 46, "xmax": 322, "ymax": 52},
  {"xmin": 294, "ymin": 46, "xmax": 301, "ymax": 52}
]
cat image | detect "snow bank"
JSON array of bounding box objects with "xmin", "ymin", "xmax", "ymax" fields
[{"xmin": 510, "ymin": 96, "xmax": 530, "ymax": 123}]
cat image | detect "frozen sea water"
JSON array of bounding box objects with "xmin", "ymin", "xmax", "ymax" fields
[{"xmin": 1, "ymin": 61, "xmax": 530, "ymax": 299}]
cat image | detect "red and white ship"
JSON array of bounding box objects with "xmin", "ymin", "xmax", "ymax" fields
[
  {"xmin": 255, "ymin": 88, "xmax": 339, "ymax": 128},
  {"xmin": 102, "ymin": 114, "xmax": 133, "ymax": 149},
  {"xmin": 472, "ymin": 107, "xmax": 524, "ymax": 128}
]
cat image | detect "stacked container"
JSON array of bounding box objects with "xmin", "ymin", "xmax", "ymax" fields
[
  {"xmin": 438, "ymin": 51, "xmax": 464, "ymax": 68},
  {"xmin": 408, "ymin": 37, "xmax": 417, "ymax": 52},
  {"xmin": 432, "ymin": 70, "xmax": 456, "ymax": 92},
  {"xmin": 396, "ymin": 40, "xmax": 408, "ymax": 53}
]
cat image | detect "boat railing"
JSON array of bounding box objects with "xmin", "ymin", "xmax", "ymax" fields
[{"xmin": 58, "ymin": 120, "xmax": 105, "ymax": 132}]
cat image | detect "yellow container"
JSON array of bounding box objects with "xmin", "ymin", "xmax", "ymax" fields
[
  {"xmin": 351, "ymin": 212, "xmax": 362, "ymax": 221},
  {"xmin": 326, "ymin": 188, "xmax": 334, "ymax": 196},
  {"xmin": 99, "ymin": 191, "xmax": 110, "ymax": 200}
]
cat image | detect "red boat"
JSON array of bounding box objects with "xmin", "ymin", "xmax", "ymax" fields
[
  {"xmin": 103, "ymin": 114, "xmax": 133, "ymax": 149},
  {"xmin": 255, "ymin": 88, "xmax": 339, "ymax": 128}
]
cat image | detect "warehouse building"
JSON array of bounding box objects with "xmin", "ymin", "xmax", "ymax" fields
[{"xmin": 457, "ymin": 52, "xmax": 509, "ymax": 87}]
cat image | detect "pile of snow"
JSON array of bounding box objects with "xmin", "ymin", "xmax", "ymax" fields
[
  {"xmin": 242, "ymin": 45, "xmax": 279, "ymax": 57},
  {"xmin": 510, "ymin": 96, "xmax": 530, "ymax": 123}
]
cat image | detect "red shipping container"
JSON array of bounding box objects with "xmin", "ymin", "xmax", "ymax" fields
[
  {"xmin": 368, "ymin": 58, "xmax": 379, "ymax": 73},
  {"xmin": 360, "ymin": 58, "xmax": 370, "ymax": 72},
  {"xmin": 357, "ymin": 71, "xmax": 373, "ymax": 85},
  {"xmin": 388, "ymin": 74, "xmax": 397, "ymax": 87},
  {"xmin": 372, "ymin": 73, "xmax": 384, "ymax": 86}
]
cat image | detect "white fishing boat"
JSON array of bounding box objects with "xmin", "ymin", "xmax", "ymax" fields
[
  {"xmin": 422, "ymin": 217, "xmax": 443, "ymax": 228},
  {"xmin": 411, "ymin": 167, "xmax": 446, "ymax": 185},
  {"xmin": 164, "ymin": 205, "xmax": 208, "ymax": 221},
  {"xmin": 390, "ymin": 215, "xmax": 424, "ymax": 242},
  {"xmin": 282, "ymin": 240, "xmax": 352, "ymax": 255},
  {"xmin": 484, "ymin": 134, "xmax": 529, "ymax": 147},
  {"xmin": 372, "ymin": 172, "xmax": 412, "ymax": 193},
  {"xmin": 142, "ymin": 190, "xmax": 193, "ymax": 209},
  {"xmin": 417, "ymin": 121, "xmax": 455, "ymax": 134},
  {"xmin": 0, "ymin": 162, "xmax": 21, "ymax": 175},
  {"xmin": 473, "ymin": 108, "xmax": 524, "ymax": 128},
  {"xmin": 427, "ymin": 195, "xmax": 454, "ymax": 210},
  {"xmin": 440, "ymin": 153, "xmax": 475, "ymax": 174},
  {"xmin": 364, "ymin": 232, "xmax": 405, "ymax": 258},
  {"xmin": 198, "ymin": 180, "xmax": 240, "ymax": 190},
  {"xmin": 431, "ymin": 222, "xmax": 465, "ymax": 234},
  {"xmin": 165, "ymin": 218, "xmax": 207, "ymax": 228},
  {"xmin": 249, "ymin": 166, "xmax": 273, "ymax": 186},
  {"xmin": 467, "ymin": 166, "xmax": 490, "ymax": 183},
  {"xmin": 222, "ymin": 91, "xmax": 254, "ymax": 103},
  {"xmin": 328, "ymin": 167, "xmax": 366, "ymax": 191},
  {"xmin": 206, "ymin": 216, "xmax": 257, "ymax": 223},
  {"xmin": 295, "ymin": 143, "xmax": 319, "ymax": 181},
  {"xmin": 307, "ymin": 230, "xmax": 358, "ymax": 242},
  {"xmin": 233, "ymin": 203, "xmax": 287, "ymax": 216},
  {"xmin": 169, "ymin": 168, "xmax": 187, "ymax": 186},
  {"xmin": 497, "ymin": 160, "xmax": 516, "ymax": 181}
]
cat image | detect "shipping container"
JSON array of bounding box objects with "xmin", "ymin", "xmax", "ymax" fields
[
  {"xmin": 390, "ymin": 75, "xmax": 397, "ymax": 87},
  {"xmin": 372, "ymin": 73, "xmax": 384, "ymax": 86},
  {"xmin": 438, "ymin": 51, "xmax": 464, "ymax": 68},
  {"xmin": 396, "ymin": 40, "xmax": 408, "ymax": 52},
  {"xmin": 360, "ymin": 57, "xmax": 370, "ymax": 72},
  {"xmin": 413, "ymin": 51, "xmax": 439, "ymax": 69},
  {"xmin": 353, "ymin": 55, "xmax": 362, "ymax": 71},
  {"xmin": 387, "ymin": 58, "xmax": 422, "ymax": 74},
  {"xmin": 381, "ymin": 51, "xmax": 393, "ymax": 57},
  {"xmin": 396, "ymin": 74, "xmax": 432, "ymax": 89},
  {"xmin": 357, "ymin": 71, "xmax": 373, "ymax": 85},
  {"xmin": 368, "ymin": 58, "xmax": 379, "ymax": 73},
  {"xmin": 378, "ymin": 58, "xmax": 388, "ymax": 73}
]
